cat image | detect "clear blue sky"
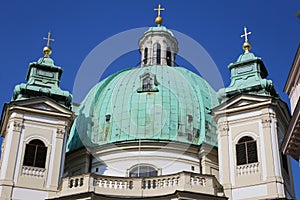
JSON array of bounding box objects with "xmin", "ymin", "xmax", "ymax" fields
[{"xmin": 0, "ymin": 0, "xmax": 299, "ymax": 197}]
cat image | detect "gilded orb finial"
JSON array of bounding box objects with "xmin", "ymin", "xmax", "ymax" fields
[
  {"xmin": 240, "ymin": 26, "xmax": 252, "ymax": 53},
  {"xmin": 42, "ymin": 32, "xmax": 55, "ymax": 57},
  {"xmin": 154, "ymin": 4, "xmax": 165, "ymax": 25},
  {"xmin": 242, "ymin": 41, "xmax": 252, "ymax": 53},
  {"xmin": 43, "ymin": 46, "xmax": 52, "ymax": 58}
]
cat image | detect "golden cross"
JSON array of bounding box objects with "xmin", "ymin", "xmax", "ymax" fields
[
  {"xmin": 154, "ymin": 4, "xmax": 165, "ymax": 17},
  {"xmin": 43, "ymin": 32, "xmax": 55, "ymax": 47},
  {"xmin": 241, "ymin": 26, "xmax": 252, "ymax": 42}
]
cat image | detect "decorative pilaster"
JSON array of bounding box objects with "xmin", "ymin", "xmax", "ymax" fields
[
  {"xmin": 0, "ymin": 118, "xmax": 24, "ymax": 199},
  {"xmin": 216, "ymin": 119, "xmax": 232, "ymax": 198}
]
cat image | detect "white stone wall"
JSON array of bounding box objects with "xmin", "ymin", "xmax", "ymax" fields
[{"xmin": 91, "ymin": 149, "xmax": 200, "ymax": 177}]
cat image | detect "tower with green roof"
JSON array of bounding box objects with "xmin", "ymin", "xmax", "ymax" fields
[
  {"xmin": 13, "ymin": 32, "xmax": 72, "ymax": 108},
  {"xmin": 212, "ymin": 27, "xmax": 295, "ymax": 200},
  {"xmin": 0, "ymin": 33, "xmax": 74, "ymax": 199}
]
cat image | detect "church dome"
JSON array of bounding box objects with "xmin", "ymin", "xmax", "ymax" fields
[
  {"xmin": 67, "ymin": 18, "xmax": 219, "ymax": 152},
  {"xmin": 67, "ymin": 65, "xmax": 219, "ymax": 152}
]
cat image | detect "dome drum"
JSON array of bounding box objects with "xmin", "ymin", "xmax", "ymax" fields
[{"xmin": 139, "ymin": 27, "xmax": 178, "ymax": 67}]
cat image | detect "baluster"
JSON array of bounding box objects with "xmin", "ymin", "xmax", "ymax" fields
[
  {"xmin": 111, "ymin": 180, "xmax": 115, "ymax": 189},
  {"xmin": 142, "ymin": 180, "xmax": 146, "ymax": 189},
  {"xmin": 104, "ymin": 179, "xmax": 107, "ymax": 188},
  {"xmin": 161, "ymin": 178, "xmax": 164, "ymax": 187},
  {"xmin": 147, "ymin": 180, "xmax": 151, "ymax": 189},
  {"xmin": 174, "ymin": 177, "xmax": 178, "ymax": 186},
  {"xmin": 152, "ymin": 179, "xmax": 156, "ymax": 189},
  {"xmin": 122, "ymin": 181, "xmax": 126, "ymax": 189},
  {"xmin": 80, "ymin": 177, "xmax": 84, "ymax": 186},
  {"xmin": 118, "ymin": 180, "xmax": 122, "ymax": 189},
  {"xmin": 157, "ymin": 179, "xmax": 161, "ymax": 188},
  {"xmin": 101, "ymin": 179, "xmax": 105, "ymax": 187},
  {"xmin": 129, "ymin": 181, "xmax": 133, "ymax": 189},
  {"xmin": 168, "ymin": 178, "xmax": 171, "ymax": 187},
  {"xmin": 69, "ymin": 179, "xmax": 74, "ymax": 188}
]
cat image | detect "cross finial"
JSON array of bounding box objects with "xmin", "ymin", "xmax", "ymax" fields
[
  {"xmin": 154, "ymin": 4, "xmax": 165, "ymax": 17},
  {"xmin": 241, "ymin": 26, "xmax": 252, "ymax": 42},
  {"xmin": 43, "ymin": 31, "xmax": 55, "ymax": 47}
]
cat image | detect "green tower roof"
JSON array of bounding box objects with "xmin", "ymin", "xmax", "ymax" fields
[
  {"xmin": 218, "ymin": 48, "xmax": 278, "ymax": 102},
  {"xmin": 67, "ymin": 66, "xmax": 219, "ymax": 152},
  {"xmin": 218, "ymin": 27, "xmax": 278, "ymax": 102},
  {"xmin": 13, "ymin": 55, "xmax": 72, "ymax": 108}
]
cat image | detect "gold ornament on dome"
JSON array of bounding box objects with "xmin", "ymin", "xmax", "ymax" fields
[{"xmin": 154, "ymin": 4, "xmax": 165, "ymax": 25}]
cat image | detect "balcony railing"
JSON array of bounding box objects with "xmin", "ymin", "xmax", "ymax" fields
[
  {"xmin": 236, "ymin": 162, "xmax": 259, "ymax": 176},
  {"xmin": 21, "ymin": 166, "xmax": 46, "ymax": 178},
  {"xmin": 51, "ymin": 171, "xmax": 225, "ymax": 199}
]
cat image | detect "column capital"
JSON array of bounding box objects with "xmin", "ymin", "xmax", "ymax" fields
[{"xmin": 12, "ymin": 120, "xmax": 23, "ymax": 132}]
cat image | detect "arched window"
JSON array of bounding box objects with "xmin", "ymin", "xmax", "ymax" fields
[
  {"xmin": 143, "ymin": 48, "xmax": 148, "ymax": 65},
  {"xmin": 166, "ymin": 47, "xmax": 172, "ymax": 66},
  {"xmin": 236, "ymin": 136, "xmax": 258, "ymax": 165},
  {"xmin": 129, "ymin": 165, "xmax": 158, "ymax": 177},
  {"xmin": 142, "ymin": 76, "xmax": 153, "ymax": 91},
  {"xmin": 23, "ymin": 139, "xmax": 47, "ymax": 168},
  {"xmin": 153, "ymin": 43, "xmax": 161, "ymax": 65}
]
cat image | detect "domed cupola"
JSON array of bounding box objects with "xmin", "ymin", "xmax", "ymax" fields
[
  {"xmin": 139, "ymin": 4, "xmax": 178, "ymax": 67},
  {"xmin": 65, "ymin": 5, "xmax": 220, "ymax": 179},
  {"xmin": 67, "ymin": 5, "xmax": 218, "ymax": 153}
]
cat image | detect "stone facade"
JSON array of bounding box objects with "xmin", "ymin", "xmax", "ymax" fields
[{"xmin": 0, "ymin": 98, "xmax": 74, "ymax": 199}]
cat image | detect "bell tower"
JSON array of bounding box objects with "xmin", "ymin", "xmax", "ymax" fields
[
  {"xmin": 212, "ymin": 27, "xmax": 295, "ymax": 200},
  {"xmin": 0, "ymin": 33, "xmax": 74, "ymax": 199}
]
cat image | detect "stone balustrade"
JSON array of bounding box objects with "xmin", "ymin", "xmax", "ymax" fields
[
  {"xmin": 21, "ymin": 166, "xmax": 46, "ymax": 178},
  {"xmin": 50, "ymin": 171, "xmax": 225, "ymax": 199},
  {"xmin": 236, "ymin": 162, "xmax": 259, "ymax": 176}
]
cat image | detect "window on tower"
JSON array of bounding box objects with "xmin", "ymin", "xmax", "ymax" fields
[
  {"xmin": 23, "ymin": 139, "xmax": 47, "ymax": 168},
  {"xmin": 153, "ymin": 43, "xmax": 161, "ymax": 65},
  {"xmin": 143, "ymin": 48, "xmax": 148, "ymax": 65},
  {"xmin": 236, "ymin": 136, "xmax": 258, "ymax": 165},
  {"xmin": 166, "ymin": 47, "xmax": 172, "ymax": 66}
]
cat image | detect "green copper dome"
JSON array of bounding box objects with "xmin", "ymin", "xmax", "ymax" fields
[{"xmin": 67, "ymin": 65, "xmax": 219, "ymax": 152}]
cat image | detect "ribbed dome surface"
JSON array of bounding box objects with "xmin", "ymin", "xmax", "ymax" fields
[{"xmin": 67, "ymin": 66, "xmax": 219, "ymax": 152}]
